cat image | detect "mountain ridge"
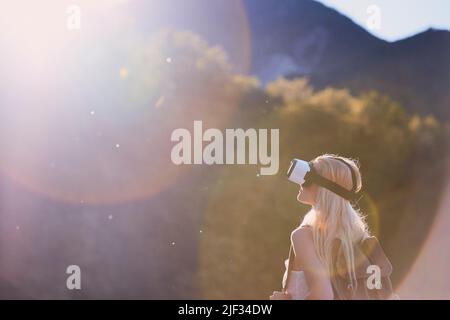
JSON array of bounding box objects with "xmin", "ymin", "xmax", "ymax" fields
[{"xmin": 244, "ymin": 0, "xmax": 450, "ymax": 120}]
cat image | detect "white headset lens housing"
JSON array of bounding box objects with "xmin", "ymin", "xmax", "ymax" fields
[{"xmin": 287, "ymin": 159, "xmax": 311, "ymax": 185}]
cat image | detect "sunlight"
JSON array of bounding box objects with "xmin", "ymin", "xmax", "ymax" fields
[{"xmin": 0, "ymin": 0, "xmax": 250, "ymax": 205}]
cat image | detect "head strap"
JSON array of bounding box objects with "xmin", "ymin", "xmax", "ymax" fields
[{"xmin": 305, "ymin": 158, "xmax": 360, "ymax": 202}]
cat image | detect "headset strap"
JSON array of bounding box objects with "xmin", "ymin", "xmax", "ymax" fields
[
  {"xmin": 306, "ymin": 168, "xmax": 359, "ymax": 201},
  {"xmin": 305, "ymin": 157, "xmax": 360, "ymax": 201}
]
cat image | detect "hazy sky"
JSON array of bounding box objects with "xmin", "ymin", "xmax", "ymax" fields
[{"xmin": 316, "ymin": 0, "xmax": 450, "ymax": 41}]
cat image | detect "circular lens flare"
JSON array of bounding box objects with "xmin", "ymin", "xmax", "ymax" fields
[{"xmin": 0, "ymin": 0, "xmax": 251, "ymax": 205}]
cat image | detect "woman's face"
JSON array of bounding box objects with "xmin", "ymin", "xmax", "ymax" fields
[{"xmin": 297, "ymin": 184, "xmax": 318, "ymax": 205}]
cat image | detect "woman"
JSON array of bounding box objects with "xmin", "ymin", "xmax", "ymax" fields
[{"xmin": 270, "ymin": 154, "xmax": 371, "ymax": 300}]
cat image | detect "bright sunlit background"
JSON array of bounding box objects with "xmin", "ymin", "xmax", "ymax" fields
[{"xmin": 0, "ymin": 0, "xmax": 449, "ymax": 299}]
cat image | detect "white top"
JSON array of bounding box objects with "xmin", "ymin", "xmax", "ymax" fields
[{"xmin": 282, "ymin": 258, "xmax": 310, "ymax": 300}]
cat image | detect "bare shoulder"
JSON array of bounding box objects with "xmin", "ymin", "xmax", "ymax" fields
[
  {"xmin": 290, "ymin": 226, "xmax": 314, "ymax": 248},
  {"xmin": 290, "ymin": 226, "xmax": 323, "ymax": 271}
]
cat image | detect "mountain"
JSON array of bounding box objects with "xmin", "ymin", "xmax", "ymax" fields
[{"xmin": 243, "ymin": 0, "xmax": 450, "ymax": 120}]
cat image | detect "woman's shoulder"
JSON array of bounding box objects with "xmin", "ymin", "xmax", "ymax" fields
[
  {"xmin": 291, "ymin": 225, "xmax": 313, "ymax": 246},
  {"xmin": 290, "ymin": 225, "xmax": 322, "ymax": 269}
]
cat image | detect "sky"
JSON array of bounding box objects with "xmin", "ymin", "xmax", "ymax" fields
[{"xmin": 315, "ymin": 0, "xmax": 450, "ymax": 41}]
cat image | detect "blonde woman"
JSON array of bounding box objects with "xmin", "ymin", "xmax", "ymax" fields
[{"xmin": 270, "ymin": 154, "xmax": 393, "ymax": 300}]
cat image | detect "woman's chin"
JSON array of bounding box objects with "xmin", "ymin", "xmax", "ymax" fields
[{"xmin": 297, "ymin": 196, "xmax": 311, "ymax": 205}]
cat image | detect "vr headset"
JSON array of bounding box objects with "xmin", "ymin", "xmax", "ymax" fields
[{"xmin": 287, "ymin": 158, "xmax": 361, "ymax": 202}]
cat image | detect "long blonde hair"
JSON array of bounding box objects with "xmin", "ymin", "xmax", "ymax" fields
[{"xmin": 300, "ymin": 154, "xmax": 369, "ymax": 290}]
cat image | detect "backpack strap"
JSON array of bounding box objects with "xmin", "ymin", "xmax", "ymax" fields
[
  {"xmin": 331, "ymin": 236, "xmax": 395, "ymax": 299},
  {"xmin": 360, "ymin": 237, "xmax": 393, "ymax": 277},
  {"xmin": 360, "ymin": 237, "xmax": 395, "ymax": 299}
]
